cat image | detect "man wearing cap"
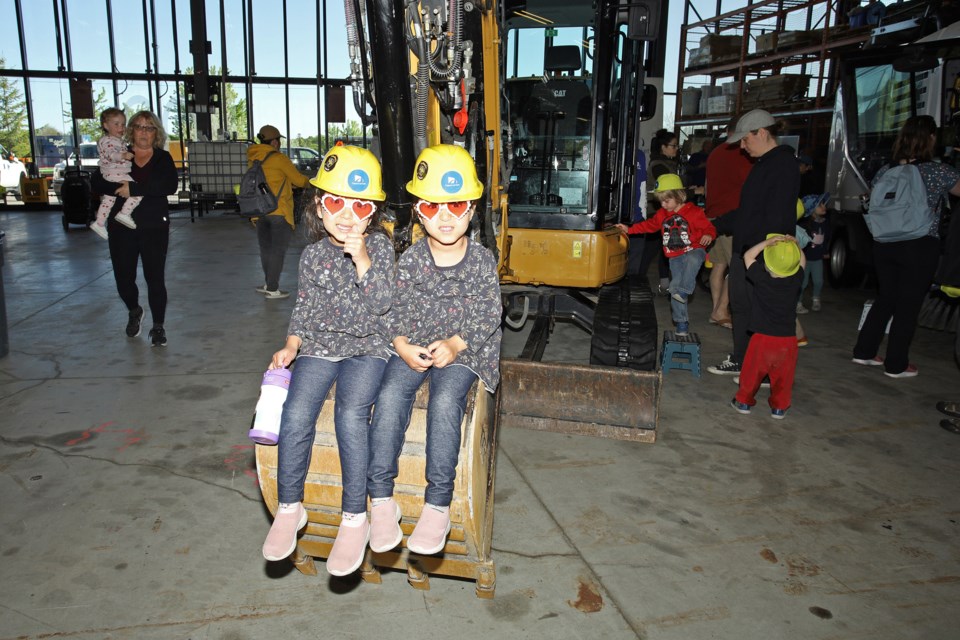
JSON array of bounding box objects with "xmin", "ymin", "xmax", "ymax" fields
[
  {"xmin": 704, "ymin": 114, "xmax": 754, "ymax": 330},
  {"xmin": 708, "ymin": 109, "xmax": 800, "ymax": 375},
  {"xmin": 248, "ymin": 125, "xmax": 310, "ymax": 299}
]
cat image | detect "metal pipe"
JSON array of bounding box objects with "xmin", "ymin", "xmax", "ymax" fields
[
  {"xmin": 366, "ymin": 0, "xmax": 416, "ymax": 250},
  {"xmin": 141, "ymin": 0, "xmax": 154, "ymax": 110},
  {"xmin": 106, "ymin": 0, "xmax": 119, "ymax": 103},
  {"xmin": 14, "ymin": 0, "xmax": 37, "ymax": 172}
]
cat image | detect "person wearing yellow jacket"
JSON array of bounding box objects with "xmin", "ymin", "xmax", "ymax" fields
[{"xmin": 248, "ymin": 124, "xmax": 309, "ymax": 299}]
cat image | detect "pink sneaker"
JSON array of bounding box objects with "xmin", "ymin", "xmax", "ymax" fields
[
  {"xmin": 326, "ymin": 521, "xmax": 370, "ymax": 576},
  {"xmin": 370, "ymin": 498, "xmax": 403, "ymax": 553},
  {"xmin": 262, "ymin": 503, "xmax": 308, "ymax": 561},
  {"xmin": 407, "ymin": 505, "xmax": 451, "ymax": 555}
]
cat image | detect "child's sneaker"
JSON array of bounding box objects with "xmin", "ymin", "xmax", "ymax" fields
[
  {"xmin": 796, "ymin": 301, "xmax": 808, "ymax": 314},
  {"xmin": 90, "ymin": 222, "xmax": 109, "ymax": 240},
  {"xmin": 675, "ymin": 322, "xmax": 689, "ymax": 337},
  {"xmin": 326, "ymin": 519, "xmax": 370, "ymax": 576},
  {"xmin": 733, "ymin": 376, "xmax": 770, "ymax": 388},
  {"xmin": 671, "ymin": 292, "xmax": 688, "ymax": 304},
  {"xmin": 369, "ymin": 498, "xmax": 403, "ymax": 553},
  {"xmin": 852, "ymin": 356, "xmax": 884, "ymax": 366},
  {"xmin": 771, "ymin": 407, "xmax": 789, "ymax": 420},
  {"xmin": 262, "ymin": 503, "xmax": 308, "ymax": 561},
  {"xmin": 730, "ymin": 398, "xmax": 751, "ymax": 414},
  {"xmin": 115, "ymin": 213, "xmax": 137, "ymax": 229},
  {"xmin": 797, "ymin": 336, "xmax": 808, "ymax": 347},
  {"xmin": 407, "ymin": 505, "xmax": 451, "ymax": 555},
  {"xmin": 811, "ymin": 297, "xmax": 821, "ymax": 311}
]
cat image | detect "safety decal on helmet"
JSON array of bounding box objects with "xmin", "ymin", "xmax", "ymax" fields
[
  {"xmin": 348, "ymin": 169, "xmax": 370, "ymax": 192},
  {"xmin": 441, "ymin": 171, "xmax": 464, "ymax": 194},
  {"xmin": 416, "ymin": 161, "xmax": 429, "ymax": 180},
  {"xmin": 324, "ymin": 154, "xmax": 338, "ymax": 172}
]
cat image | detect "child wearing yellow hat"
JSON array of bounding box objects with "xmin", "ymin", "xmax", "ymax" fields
[
  {"xmin": 617, "ymin": 173, "xmax": 715, "ymax": 336},
  {"xmin": 730, "ymin": 234, "xmax": 806, "ymax": 419}
]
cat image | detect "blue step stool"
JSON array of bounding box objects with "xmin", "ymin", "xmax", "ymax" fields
[{"xmin": 661, "ymin": 331, "xmax": 701, "ymax": 377}]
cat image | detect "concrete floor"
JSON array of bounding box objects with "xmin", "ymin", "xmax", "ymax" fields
[{"xmin": 1, "ymin": 206, "xmax": 959, "ymax": 640}]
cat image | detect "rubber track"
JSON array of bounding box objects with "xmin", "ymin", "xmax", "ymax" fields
[{"xmin": 589, "ymin": 275, "xmax": 658, "ymax": 370}]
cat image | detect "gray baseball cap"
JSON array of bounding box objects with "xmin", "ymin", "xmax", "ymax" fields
[{"xmin": 726, "ymin": 109, "xmax": 775, "ymax": 143}]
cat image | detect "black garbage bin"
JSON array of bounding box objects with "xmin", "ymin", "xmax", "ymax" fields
[{"xmin": 60, "ymin": 169, "xmax": 94, "ymax": 230}]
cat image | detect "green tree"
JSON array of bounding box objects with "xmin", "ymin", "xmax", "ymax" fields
[
  {"xmin": 35, "ymin": 124, "xmax": 61, "ymax": 136},
  {"xmin": 166, "ymin": 66, "xmax": 247, "ymax": 140},
  {"xmin": 0, "ymin": 57, "xmax": 30, "ymax": 157}
]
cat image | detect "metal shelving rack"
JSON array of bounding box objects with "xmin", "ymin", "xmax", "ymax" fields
[{"xmin": 674, "ymin": 0, "xmax": 873, "ymax": 147}]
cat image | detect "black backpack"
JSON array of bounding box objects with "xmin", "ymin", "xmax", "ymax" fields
[{"xmin": 238, "ymin": 150, "xmax": 287, "ymax": 217}]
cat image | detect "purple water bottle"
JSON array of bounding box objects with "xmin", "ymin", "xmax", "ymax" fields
[{"xmin": 249, "ymin": 368, "xmax": 292, "ymax": 445}]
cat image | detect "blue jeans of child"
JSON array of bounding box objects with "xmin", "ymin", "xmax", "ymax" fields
[
  {"xmin": 668, "ymin": 248, "xmax": 706, "ymax": 324},
  {"xmin": 276, "ymin": 355, "xmax": 387, "ymax": 513},
  {"xmin": 801, "ymin": 259, "xmax": 823, "ymax": 300},
  {"xmin": 368, "ymin": 356, "xmax": 478, "ymax": 507}
]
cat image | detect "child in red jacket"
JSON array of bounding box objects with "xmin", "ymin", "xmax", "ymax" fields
[{"xmin": 618, "ymin": 173, "xmax": 715, "ymax": 335}]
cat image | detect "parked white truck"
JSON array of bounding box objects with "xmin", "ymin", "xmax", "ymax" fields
[{"xmin": 825, "ymin": 12, "xmax": 960, "ymax": 285}]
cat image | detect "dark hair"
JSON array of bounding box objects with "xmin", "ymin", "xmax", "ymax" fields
[
  {"xmin": 651, "ymin": 128, "xmax": 678, "ymax": 158},
  {"xmin": 892, "ymin": 115, "xmax": 937, "ymax": 163},
  {"xmin": 302, "ymin": 185, "xmax": 387, "ymax": 244}
]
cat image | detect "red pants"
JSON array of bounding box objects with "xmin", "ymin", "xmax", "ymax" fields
[{"xmin": 735, "ymin": 333, "xmax": 798, "ymax": 410}]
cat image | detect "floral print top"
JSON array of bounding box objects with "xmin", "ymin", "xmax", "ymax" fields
[
  {"xmin": 388, "ymin": 238, "xmax": 502, "ymax": 391},
  {"xmin": 288, "ymin": 231, "xmax": 395, "ymax": 359}
]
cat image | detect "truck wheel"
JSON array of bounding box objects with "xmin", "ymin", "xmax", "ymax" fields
[{"xmin": 828, "ymin": 230, "xmax": 863, "ymax": 287}]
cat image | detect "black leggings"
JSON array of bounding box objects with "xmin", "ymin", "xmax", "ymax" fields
[{"xmin": 108, "ymin": 222, "xmax": 170, "ymax": 326}]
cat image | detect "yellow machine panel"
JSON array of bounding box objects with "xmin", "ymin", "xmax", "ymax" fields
[{"xmin": 500, "ymin": 227, "xmax": 628, "ymax": 288}]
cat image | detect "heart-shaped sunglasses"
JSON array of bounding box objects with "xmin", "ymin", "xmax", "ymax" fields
[
  {"xmin": 320, "ymin": 194, "xmax": 376, "ymax": 221},
  {"xmin": 415, "ymin": 199, "xmax": 472, "ymax": 220}
]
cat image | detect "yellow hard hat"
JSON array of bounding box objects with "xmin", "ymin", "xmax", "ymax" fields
[
  {"xmin": 406, "ymin": 144, "xmax": 484, "ymax": 202},
  {"xmin": 763, "ymin": 233, "xmax": 801, "ymax": 277},
  {"xmin": 796, "ymin": 198, "xmax": 805, "ymax": 220},
  {"xmin": 309, "ymin": 144, "xmax": 386, "ymax": 200},
  {"xmin": 654, "ymin": 173, "xmax": 685, "ymax": 192}
]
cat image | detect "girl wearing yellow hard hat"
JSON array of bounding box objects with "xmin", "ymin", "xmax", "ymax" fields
[
  {"xmin": 367, "ymin": 144, "xmax": 502, "ymax": 556},
  {"xmin": 261, "ymin": 143, "xmax": 396, "ymax": 578}
]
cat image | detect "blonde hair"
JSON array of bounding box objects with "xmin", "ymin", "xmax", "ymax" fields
[{"xmin": 126, "ymin": 110, "xmax": 167, "ymax": 149}]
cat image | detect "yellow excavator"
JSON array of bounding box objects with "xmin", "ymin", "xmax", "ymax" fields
[{"xmin": 352, "ymin": 0, "xmax": 666, "ymax": 440}]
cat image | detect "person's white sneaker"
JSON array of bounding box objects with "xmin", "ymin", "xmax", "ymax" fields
[
  {"xmin": 263, "ymin": 289, "xmax": 290, "ymax": 300},
  {"xmin": 90, "ymin": 223, "xmax": 109, "ymax": 240},
  {"xmin": 115, "ymin": 213, "xmax": 137, "ymax": 229}
]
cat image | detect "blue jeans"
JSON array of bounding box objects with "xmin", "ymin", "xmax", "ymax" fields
[
  {"xmin": 368, "ymin": 356, "xmax": 478, "ymax": 507},
  {"xmin": 668, "ymin": 248, "xmax": 706, "ymax": 324},
  {"xmin": 276, "ymin": 355, "xmax": 387, "ymax": 513},
  {"xmin": 801, "ymin": 258, "xmax": 823, "ymax": 300}
]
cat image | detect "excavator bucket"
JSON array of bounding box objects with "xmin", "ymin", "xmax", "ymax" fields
[{"xmin": 499, "ymin": 358, "xmax": 661, "ymax": 443}]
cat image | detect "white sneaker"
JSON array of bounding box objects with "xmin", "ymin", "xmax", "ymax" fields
[
  {"xmin": 115, "ymin": 213, "xmax": 137, "ymax": 229},
  {"xmin": 796, "ymin": 302, "xmax": 808, "ymax": 314},
  {"xmin": 264, "ymin": 289, "xmax": 290, "ymax": 300},
  {"xmin": 811, "ymin": 298, "xmax": 821, "ymax": 311},
  {"xmin": 255, "ymin": 284, "xmax": 269, "ymax": 294},
  {"xmin": 89, "ymin": 223, "xmax": 109, "ymax": 240}
]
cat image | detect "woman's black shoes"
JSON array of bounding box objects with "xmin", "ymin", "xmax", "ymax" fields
[
  {"xmin": 148, "ymin": 325, "xmax": 167, "ymax": 347},
  {"xmin": 126, "ymin": 306, "xmax": 144, "ymax": 337}
]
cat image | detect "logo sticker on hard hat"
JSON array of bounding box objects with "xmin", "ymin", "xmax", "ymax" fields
[
  {"xmin": 324, "ymin": 154, "xmax": 338, "ymax": 172},
  {"xmin": 441, "ymin": 171, "xmax": 463, "ymax": 194},
  {"xmin": 348, "ymin": 169, "xmax": 370, "ymax": 192},
  {"xmin": 416, "ymin": 161, "xmax": 429, "ymax": 180}
]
